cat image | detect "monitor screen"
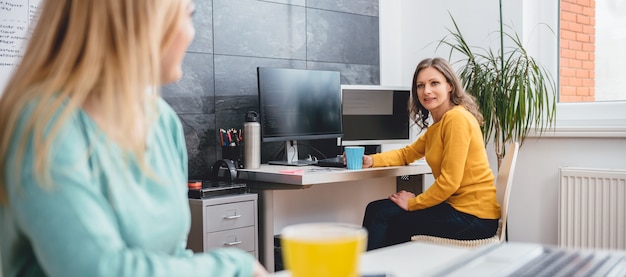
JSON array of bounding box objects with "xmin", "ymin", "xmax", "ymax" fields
[
  {"xmin": 340, "ymin": 87, "xmax": 411, "ymax": 146},
  {"xmin": 257, "ymin": 67, "xmax": 343, "ymax": 143}
]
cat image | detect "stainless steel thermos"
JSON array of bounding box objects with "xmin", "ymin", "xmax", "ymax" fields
[{"xmin": 243, "ymin": 111, "xmax": 261, "ymax": 169}]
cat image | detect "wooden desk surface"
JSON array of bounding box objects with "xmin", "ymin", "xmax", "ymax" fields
[{"xmin": 238, "ymin": 163, "xmax": 431, "ymax": 187}]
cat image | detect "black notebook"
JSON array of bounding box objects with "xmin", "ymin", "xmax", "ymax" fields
[{"xmin": 315, "ymin": 156, "xmax": 346, "ymax": 168}]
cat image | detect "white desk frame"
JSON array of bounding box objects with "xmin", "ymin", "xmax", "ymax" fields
[{"xmin": 238, "ymin": 164, "xmax": 431, "ymax": 271}]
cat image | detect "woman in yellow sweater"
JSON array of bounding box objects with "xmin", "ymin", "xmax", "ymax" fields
[{"xmin": 361, "ymin": 57, "xmax": 500, "ymax": 250}]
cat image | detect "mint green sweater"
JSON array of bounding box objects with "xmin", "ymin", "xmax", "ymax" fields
[{"xmin": 0, "ymin": 99, "xmax": 254, "ymax": 277}]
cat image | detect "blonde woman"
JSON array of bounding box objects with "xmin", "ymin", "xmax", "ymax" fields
[
  {"xmin": 0, "ymin": 0, "xmax": 267, "ymax": 276},
  {"xmin": 361, "ymin": 58, "xmax": 500, "ymax": 250}
]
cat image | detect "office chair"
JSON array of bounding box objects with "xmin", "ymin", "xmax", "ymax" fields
[{"xmin": 411, "ymin": 142, "xmax": 520, "ymax": 248}]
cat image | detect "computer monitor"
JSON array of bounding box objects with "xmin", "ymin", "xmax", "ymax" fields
[
  {"xmin": 257, "ymin": 67, "xmax": 343, "ymax": 165},
  {"xmin": 339, "ymin": 86, "xmax": 411, "ymax": 147}
]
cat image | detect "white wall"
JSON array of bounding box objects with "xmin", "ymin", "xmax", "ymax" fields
[
  {"xmin": 380, "ymin": 0, "xmax": 626, "ymax": 246},
  {"xmin": 381, "ymin": 0, "xmax": 509, "ymax": 87},
  {"xmin": 506, "ymin": 137, "xmax": 626, "ymax": 245}
]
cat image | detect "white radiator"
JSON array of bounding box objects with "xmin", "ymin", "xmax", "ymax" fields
[{"xmin": 558, "ymin": 167, "xmax": 626, "ymax": 250}]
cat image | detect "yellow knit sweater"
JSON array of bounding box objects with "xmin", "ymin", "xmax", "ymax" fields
[{"xmin": 371, "ymin": 106, "xmax": 500, "ymax": 219}]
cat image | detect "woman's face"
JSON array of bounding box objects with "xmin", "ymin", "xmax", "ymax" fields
[
  {"xmin": 160, "ymin": 1, "xmax": 195, "ymax": 84},
  {"xmin": 415, "ymin": 66, "xmax": 453, "ymax": 117}
]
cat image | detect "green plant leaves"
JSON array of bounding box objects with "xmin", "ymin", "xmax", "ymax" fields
[{"xmin": 438, "ymin": 13, "xmax": 557, "ymax": 167}]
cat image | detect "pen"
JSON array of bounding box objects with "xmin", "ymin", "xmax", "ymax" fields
[
  {"xmin": 219, "ymin": 129, "xmax": 225, "ymax": 146},
  {"xmin": 220, "ymin": 129, "xmax": 229, "ymax": 146},
  {"xmin": 232, "ymin": 129, "xmax": 239, "ymax": 145}
]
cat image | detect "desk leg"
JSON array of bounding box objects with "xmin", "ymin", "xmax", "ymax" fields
[{"xmin": 257, "ymin": 189, "xmax": 275, "ymax": 272}]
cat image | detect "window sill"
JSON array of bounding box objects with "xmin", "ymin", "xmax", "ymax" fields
[
  {"xmin": 527, "ymin": 101, "xmax": 626, "ymax": 138},
  {"xmin": 528, "ymin": 126, "xmax": 626, "ymax": 138}
]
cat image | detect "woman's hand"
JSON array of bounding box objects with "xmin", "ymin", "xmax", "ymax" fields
[
  {"xmin": 253, "ymin": 260, "xmax": 269, "ymax": 277},
  {"xmin": 341, "ymin": 152, "xmax": 373, "ymax": 168},
  {"xmin": 362, "ymin": 155, "xmax": 374, "ymax": 168},
  {"xmin": 389, "ymin": 190, "xmax": 416, "ymax": 211}
]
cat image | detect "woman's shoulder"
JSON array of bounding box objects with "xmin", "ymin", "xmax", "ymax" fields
[
  {"xmin": 443, "ymin": 105, "xmax": 473, "ymax": 121},
  {"xmin": 440, "ymin": 105, "xmax": 480, "ymax": 130},
  {"xmin": 153, "ymin": 98, "xmax": 185, "ymax": 140},
  {"xmin": 156, "ymin": 97, "xmax": 176, "ymax": 114},
  {"xmin": 155, "ymin": 98, "xmax": 181, "ymax": 124},
  {"xmin": 6, "ymin": 98, "xmax": 90, "ymax": 170},
  {"xmin": 12, "ymin": 97, "xmax": 80, "ymax": 137}
]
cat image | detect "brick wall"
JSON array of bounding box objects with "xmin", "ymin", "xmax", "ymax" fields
[{"xmin": 560, "ymin": 0, "xmax": 595, "ymax": 102}]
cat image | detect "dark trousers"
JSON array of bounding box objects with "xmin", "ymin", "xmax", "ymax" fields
[{"xmin": 362, "ymin": 199, "xmax": 498, "ymax": 250}]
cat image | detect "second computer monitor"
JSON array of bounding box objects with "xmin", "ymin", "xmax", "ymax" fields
[{"xmin": 340, "ymin": 86, "xmax": 411, "ymax": 146}]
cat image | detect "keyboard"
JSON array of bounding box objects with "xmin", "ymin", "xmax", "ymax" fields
[
  {"xmin": 268, "ymin": 160, "xmax": 317, "ymax": 166},
  {"xmin": 509, "ymin": 247, "xmax": 626, "ymax": 276},
  {"xmin": 427, "ymin": 243, "xmax": 626, "ymax": 277},
  {"xmin": 315, "ymin": 156, "xmax": 346, "ymax": 168}
]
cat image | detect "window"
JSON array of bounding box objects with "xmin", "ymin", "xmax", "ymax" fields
[{"xmin": 560, "ymin": 0, "xmax": 626, "ymax": 102}]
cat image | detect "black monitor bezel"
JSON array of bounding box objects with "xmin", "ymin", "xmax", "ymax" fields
[{"xmin": 257, "ymin": 67, "xmax": 343, "ymax": 143}]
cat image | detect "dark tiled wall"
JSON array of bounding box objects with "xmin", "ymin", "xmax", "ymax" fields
[{"xmin": 162, "ymin": 0, "xmax": 379, "ymax": 179}]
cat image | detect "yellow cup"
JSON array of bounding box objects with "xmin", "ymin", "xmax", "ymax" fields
[{"xmin": 281, "ymin": 223, "xmax": 367, "ymax": 277}]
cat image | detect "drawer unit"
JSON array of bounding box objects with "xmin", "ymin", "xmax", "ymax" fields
[
  {"xmin": 204, "ymin": 201, "xmax": 255, "ymax": 232},
  {"xmin": 187, "ymin": 193, "xmax": 258, "ymax": 259},
  {"xmin": 204, "ymin": 226, "xmax": 256, "ymax": 252}
]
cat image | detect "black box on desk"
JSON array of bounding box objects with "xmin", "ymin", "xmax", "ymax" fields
[{"xmin": 188, "ymin": 180, "xmax": 247, "ymax": 199}]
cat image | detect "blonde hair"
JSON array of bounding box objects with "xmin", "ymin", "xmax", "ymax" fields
[
  {"xmin": 0, "ymin": 0, "xmax": 186, "ymax": 204},
  {"xmin": 409, "ymin": 57, "xmax": 484, "ymax": 129}
]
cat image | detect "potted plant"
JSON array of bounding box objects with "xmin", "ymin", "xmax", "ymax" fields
[{"xmin": 438, "ymin": 9, "xmax": 557, "ymax": 168}]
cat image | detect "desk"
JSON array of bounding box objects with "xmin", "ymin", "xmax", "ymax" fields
[
  {"xmin": 238, "ymin": 164, "xmax": 431, "ymax": 271},
  {"xmin": 270, "ymin": 241, "xmax": 472, "ymax": 277},
  {"xmin": 270, "ymin": 241, "xmax": 626, "ymax": 276}
]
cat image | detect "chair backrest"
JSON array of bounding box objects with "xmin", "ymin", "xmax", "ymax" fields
[{"xmin": 495, "ymin": 142, "xmax": 520, "ymax": 242}]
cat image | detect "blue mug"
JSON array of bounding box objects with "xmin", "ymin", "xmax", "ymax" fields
[{"xmin": 344, "ymin": 146, "xmax": 365, "ymax": 170}]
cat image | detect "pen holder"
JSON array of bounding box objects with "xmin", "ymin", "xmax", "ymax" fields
[{"xmin": 221, "ymin": 145, "xmax": 242, "ymax": 168}]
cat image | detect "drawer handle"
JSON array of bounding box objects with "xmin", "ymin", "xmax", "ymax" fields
[
  {"xmin": 225, "ymin": 241, "xmax": 243, "ymax": 246},
  {"xmin": 224, "ymin": 214, "xmax": 242, "ymax": 220}
]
